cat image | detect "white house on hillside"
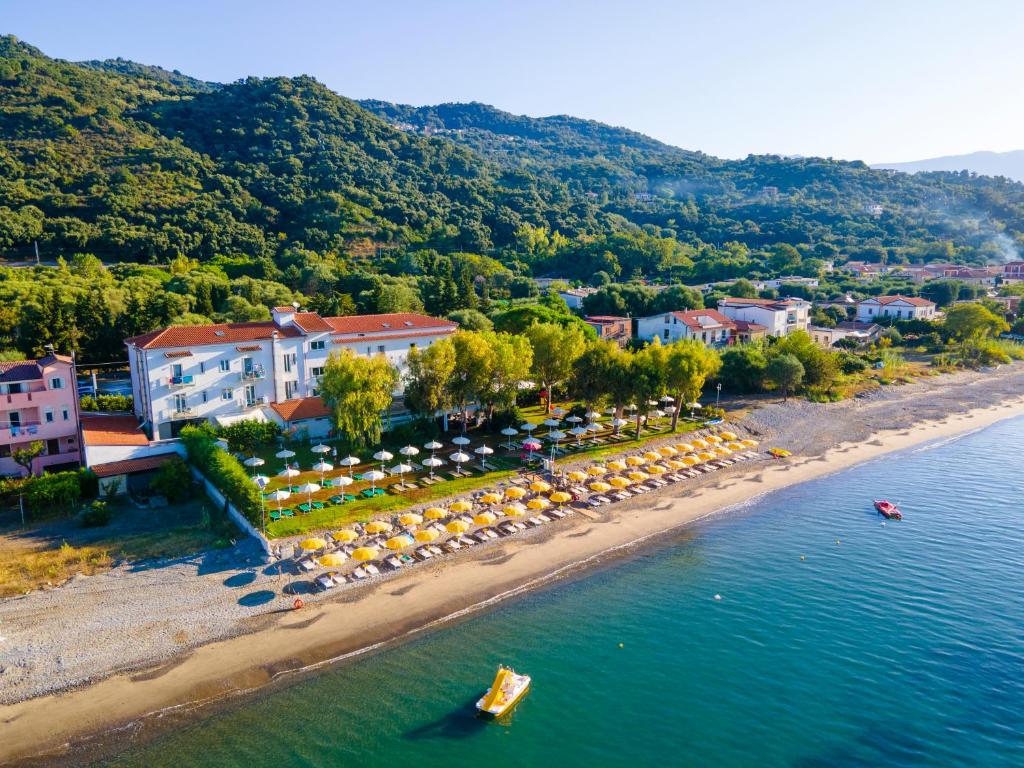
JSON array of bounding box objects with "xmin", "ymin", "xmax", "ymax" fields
[
  {"xmin": 636, "ymin": 309, "xmax": 736, "ymax": 348},
  {"xmin": 126, "ymin": 310, "xmax": 457, "ymax": 440},
  {"xmin": 716, "ymin": 297, "xmax": 811, "ymax": 337},
  {"xmin": 855, "ymin": 295, "xmax": 936, "ymax": 323}
]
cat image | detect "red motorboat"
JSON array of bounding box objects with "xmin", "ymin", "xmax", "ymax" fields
[{"xmin": 873, "ymin": 499, "xmax": 902, "ymax": 520}]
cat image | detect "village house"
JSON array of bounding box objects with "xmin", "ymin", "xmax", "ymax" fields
[
  {"xmin": 557, "ymin": 286, "xmax": 599, "ymax": 309},
  {"xmin": 716, "ymin": 297, "xmax": 811, "ymax": 337},
  {"xmin": 126, "ymin": 310, "xmax": 457, "ymax": 440},
  {"xmin": 0, "ymin": 352, "xmax": 81, "ymax": 476},
  {"xmin": 855, "ymin": 295, "xmax": 937, "ymax": 323},
  {"xmin": 584, "ymin": 315, "xmax": 632, "ymax": 346},
  {"xmin": 809, "ymin": 321, "xmax": 881, "ymax": 348},
  {"xmin": 636, "ymin": 310, "xmax": 736, "ymax": 348}
]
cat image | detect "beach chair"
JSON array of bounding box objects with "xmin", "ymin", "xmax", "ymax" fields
[
  {"xmin": 280, "ymin": 508, "xmax": 295, "ymax": 517},
  {"xmin": 269, "ymin": 510, "xmax": 281, "ymax": 521},
  {"xmin": 312, "ymin": 501, "xmax": 325, "ymax": 510},
  {"xmin": 297, "ymin": 503, "xmax": 311, "ymax": 514},
  {"xmin": 360, "ymin": 488, "xmax": 375, "ymax": 499},
  {"xmin": 329, "ymin": 495, "xmax": 344, "ymax": 505},
  {"xmin": 322, "ymin": 478, "xmax": 334, "ymax": 488},
  {"xmin": 344, "ymin": 493, "xmax": 357, "ymax": 502}
]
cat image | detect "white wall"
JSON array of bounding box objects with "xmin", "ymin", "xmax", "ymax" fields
[{"xmin": 85, "ymin": 439, "xmax": 186, "ymax": 468}]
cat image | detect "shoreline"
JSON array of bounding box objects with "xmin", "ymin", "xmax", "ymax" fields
[{"xmin": 3, "ymin": 375, "xmax": 1024, "ymax": 765}]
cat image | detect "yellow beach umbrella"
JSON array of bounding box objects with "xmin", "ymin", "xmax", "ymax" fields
[
  {"xmin": 720, "ymin": 430, "xmax": 738, "ymax": 441},
  {"xmin": 589, "ymin": 481, "xmax": 611, "ymax": 492},
  {"xmin": 446, "ymin": 519, "xmax": 470, "ymax": 533},
  {"xmin": 423, "ymin": 506, "xmax": 448, "ymax": 519},
  {"xmin": 665, "ymin": 459, "xmax": 684, "ymax": 470},
  {"xmin": 415, "ymin": 529, "xmax": 439, "ymax": 543},
  {"xmin": 698, "ymin": 452, "xmax": 715, "ymax": 461},
  {"xmin": 473, "ymin": 511, "xmax": 497, "ymax": 526},
  {"xmin": 399, "ymin": 512, "xmax": 423, "ymax": 526},
  {"xmin": 530, "ymin": 480, "xmax": 552, "ymax": 493},
  {"xmin": 450, "ymin": 499, "xmax": 473, "ymax": 513},
  {"xmin": 364, "ymin": 521, "xmax": 392, "ymax": 534},
  {"xmin": 727, "ymin": 442, "xmax": 744, "ymax": 451},
  {"xmin": 352, "ymin": 546, "xmax": 378, "ymax": 561},
  {"xmin": 504, "ymin": 486, "xmax": 527, "ymax": 500},
  {"xmin": 299, "ymin": 537, "xmax": 327, "ymax": 551},
  {"xmin": 385, "ymin": 536, "xmax": 410, "ymax": 550},
  {"xmin": 549, "ymin": 491, "xmax": 572, "ymax": 504},
  {"xmin": 628, "ymin": 470, "xmax": 649, "ymax": 482},
  {"xmin": 331, "ymin": 529, "xmax": 359, "ymax": 542},
  {"xmin": 642, "ymin": 451, "xmax": 661, "ymax": 462},
  {"xmin": 648, "ymin": 464, "xmax": 667, "ymax": 475},
  {"xmin": 503, "ymin": 503, "xmax": 527, "ymax": 516},
  {"xmin": 479, "ymin": 492, "xmax": 502, "ymax": 505},
  {"xmin": 609, "ymin": 476, "xmax": 631, "ymax": 488},
  {"xmin": 606, "ymin": 459, "xmax": 627, "ymax": 471},
  {"xmin": 715, "ymin": 446, "xmax": 732, "ymax": 456},
  {"xmin": 527, "ymin": 497, "xmax": 550, "ymax": 510},
  {"xmin": 705, "ymin": 435, "xmax": 722, "ymax": 444},
  {"xmin": 691, "ymin": 438, "xmax": 708, "ymax": 449},
  {"xmin": 675, "ymin": 443, "xmax": 695, "ymax": 453},
  {"xmin": 682, "ymin": 456, "xmax": 700, "ymax": 466},
  {"xmin": 586, "ymin": 465, "xmax": 607, "ymax": 476},
  {"xmin": 318, "ymin": 552, "xmax": 347, "ymax": 567},
  {"xmin": 625, "ymin": 455, "xmax": 645, "ymax": 467},
  {"xmin": 742, "ymin": 439, "xmax": 758, "ymax": 447},
  {"xmin": 659, "ymin": 446, "xmax": 677, "ymax": 456},
  {"xmin": 566, "ymin": 470, "xmax": 588, "ymax": 483}
]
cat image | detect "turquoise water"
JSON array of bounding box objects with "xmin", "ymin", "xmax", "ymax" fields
[{"xmin": 101, "ymin": 417, "xmax": 1024, "ymax": 767}]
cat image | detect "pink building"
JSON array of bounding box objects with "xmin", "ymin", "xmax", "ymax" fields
[{"xmin": 0, "ymin": 354, "xmax": 81, "ymax": 476}]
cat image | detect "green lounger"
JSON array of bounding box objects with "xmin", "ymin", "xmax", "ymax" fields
[
  {"xmin": 269, "ymin": 510, "xmax": 281, "ymax": 522},
  {"xmin": 297, "ymin": 503, "xmax": 311, "ymax": 513},
  {"xmin": 312, "ymin": 501, "xmax": 325, "ymax": 510}
]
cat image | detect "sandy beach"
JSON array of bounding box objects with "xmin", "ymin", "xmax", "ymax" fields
[{"xmin": 3, "ymin": 364, "xmax": 1024, "ymax": 766}]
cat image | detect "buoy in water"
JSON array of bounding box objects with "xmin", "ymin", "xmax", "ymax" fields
[
  {"xmin": 714, "ymin": 594, "xmax": 722, "ymax": 601},
  {"xmin": 800, "ymin": 555, "xmax": 806, "ymax": 561},
  {"xmin": 618, "ymin": 643, "xmax": 624, "ymax": 648}
]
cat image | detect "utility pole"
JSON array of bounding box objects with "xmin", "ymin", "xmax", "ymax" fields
[{"xmin": 34, "ymin": 240, "xmax": 40, "ymax": 265}]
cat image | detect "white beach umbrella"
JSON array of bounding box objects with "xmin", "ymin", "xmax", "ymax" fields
[
  {"xmin": 568, "ymin": 426, "xmax": 589, "ymax": 445},
  {"xmin": 552, "ymin": 406, "xmax": 568, "ymax": 417},
  {"xmin": 372, "ymin": 450, "xmax": 393, "ymax": 472},
  {"xmin": 332, "ymin": 475, "xmax": 354, "ymax": 499},
  {"xmin": 565, "ymin": 415, "xmax": 583, "ymax": 424},
  {"xmin": 422, "ymin": 455, "xmax": 444, "ymax": 479},
  {"xmin": 361, "ymin": 469, "xmax": 386, "ymax": 492},
  {"xmin": 295, "ymin": 481, "xmax": 320, "ymax": 507},
  {"xmin": 311, "ymin": 444, "xmax": 331, "ymax": 454},
  {"xmin": 399, "ymin": 445, "xmax": 420, "ymax": 458},
  {"xmin": 266, "ymin": 488, "xmax": 290, "ymax": 513},
  {"xmin": 424, "ymin": 440, "xmax": 444, "ymax": 451},
  {"xmin": 546, "ymin": 430, "xmax": 567, "ymax": 442},
  {"xmin": 586, "ymin": 421, "xmax": 602, "ymax": 432},
  {"xmin": 688, "ymin": 401, "xmax": 701, "ymax": 417},
  {"xmin": 243, "ymin": 456, "xmax": 265, "ymax": 468},
  {"xmin": 278, "ymin": 466, "xmax": 300, "ymax": 481},
  {"xmin": 543, "ymin": 418, "xmax": 561, "ymax": 428},
  {"xmin": 660, "ymin": 395, "xmax": 675, "ymax": 404},
  {"xmin": 585, "ymin": 410, "xmax": 602, "ymax": 420},
  {"xmin": 604, "ymin": 407, "xmax": 616, "ymax": 416},
  {"xmin": 450, "ymin": 451, "xmax": 471, "ymax": 476},
  {"xmin": 611, "ymin": 417, "xmax": 629, "ymax": 434},
  {"xmin": 452, "ymin": 436, "xmax": 471, "ymax": 447},
  {"xmin": 390, "ymin": 462, "xmax": 414, "ymax": 487},
  {"xmin": 474, "ymin": 444, "xmax": 494, "ymax": 470},
  {"xmin": 647, "ymin": 399, "xmax": 659, "ymax": 407},
  {"xmin": 338, "ymin": 455, "xmax": 361, "ymax": 478},
  {"xmin": 520, "ymin": 422, "xmax": 539, "ymax": 433},
  {"xmin": 625, "ymin": 403, "xmax": 637, "ymax": 412},
  {"xmin": 500, "ymin": 426, "xmax": 519, "ymax": 450},
  {"xmin": 312, "ymin": 460, "xmax": 333, "ymax": 484},
  {"xmin": 275, "ymin": 449, "xmax": 296, "ymax": 460}
]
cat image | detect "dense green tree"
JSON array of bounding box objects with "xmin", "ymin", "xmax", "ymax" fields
[
  {"xmin": 319, "ymin": 349, "xmax": 398, "ymax": 447},
  {"xmin": 525, "ymin": 322, "xmax": 586, "ymax": 412},
  {"xmin": 766, "ymin": 354, "xmax": 804, "ymax": 401}
]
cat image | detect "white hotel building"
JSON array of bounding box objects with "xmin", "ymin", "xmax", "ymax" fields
[{"xmin": 127, "ymin": 308, "xmax": 457, "ymax": 440}]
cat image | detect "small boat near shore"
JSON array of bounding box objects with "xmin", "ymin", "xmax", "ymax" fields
[
  {"xmin": 476, "ymin": 665, "xmax": 531, "ymax": 717},
  {"xmin": 873, "ymin": 499, "xmax": 902, "ymax": 520}
]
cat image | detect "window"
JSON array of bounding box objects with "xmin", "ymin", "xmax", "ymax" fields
[
  {"xmin": 219, "ymin": 359, "xmax": 230, "ymax": 372},
  {"xmin": 664, "ymin": 315, "xmax": 670, "ymax": 324},
  {"xmin": 61, "ymin": 407, "xmax": 69, "ymax": 421},
  {"xmin": 173, "ymin": 394, "xmax": 188, "ymax": 413},
  {"xmin": 409, "ymin": 342, "xmax": 417, "ymax": 350},
  {"xmin": 7, "ymin": 382, "xmax": 22, "ymax": 394},
  {"xmin": 377, "ymin": 345, "xmax": 386, "ymax": 354},
  {"xmin": 171, "ymin": 363, "xmax": 183, "ymax": 378},
  {"xmin": 44, "ymin": 407, "xmax": 54, "ymax": 423},
  {"xmin": 283, "ymin": 353, "xmax": 293, "ymax": 373},
  {"xmin": 285, "ymin": 381, "xmax": 298, "ymax": 399},
  {"xmin": 244, "ymin": 384, "xmax": 257, "ymax": 407},
  {"xmin": 663, "ymin": 329, "xmax": 669, "ymax": 340},
  {"xmin": 310, "ymin": 367, "xmax": 324, "ymax": 378},
  {"xmin": 199, "ymin": 361, "xmax": 205, "ymax": 374},
  {"xmin": 201, "ymin": 390, "xmax": 208, "ymax": 403},
  {"xmin": 222, "ymin": 388, "xmax": 233, "ymax": 401},
  {"xmin": 9, "ymin": 411, "xmax": 20, "ymax": 427},
  {"xmin": 49, "ymin": 376, "xmax": 64, "ymax": 390},
  {"xmin": 310, "ymin": 340, "xmax": 325, "ymax": 351}
]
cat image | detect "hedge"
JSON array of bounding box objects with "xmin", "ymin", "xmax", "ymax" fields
[{"xmin": 180, "ymin": 425, "xmax": 262, "ymax": 526}]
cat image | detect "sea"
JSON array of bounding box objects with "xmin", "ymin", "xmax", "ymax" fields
[{"xmin": 97, "ymin": 415, "xmax": 1024, "ymax": 767}]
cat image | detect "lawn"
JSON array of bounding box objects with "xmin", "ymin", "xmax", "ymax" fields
[
  {"xmin": 0, "ymin": 494, "xmax": 234, "ymax": 597},
  {"xmin": 259, "ymin": 404, "xmax": 709, "ymax": 539}
]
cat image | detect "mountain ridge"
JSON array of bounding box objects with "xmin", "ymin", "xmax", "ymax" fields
[{"xmin": 873, "ymin": 150, "xmax": 1024, "ymax": 183}]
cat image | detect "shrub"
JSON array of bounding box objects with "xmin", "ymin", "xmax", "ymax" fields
[
  {"xmin": 80, "ymin": 394, "xmax": 134, "ymax": 412},
  {"xmin": 149, "ymin": 456, "xmax": 192, "ymax": 502},
  {"xmin": 217, "ymin": 419, "xmax": 282, "ymax": 454},
  {"xmin": 837, "ymin": 351, "xmax": 867, "ymax": 375},
  {"xmin": 79, "ymin": 468, "xmax": 99, "ymax": 500},
  {"xmin": 79, "ymin": 500, "xmax": 112, "ymax": 527},
  {"xmin": 180, "ymin": 425, "xmax": 261, "ymax": 526},
  {"xmin": 24, "ymin": 471, "xmax": 81, "ymax": 513}
]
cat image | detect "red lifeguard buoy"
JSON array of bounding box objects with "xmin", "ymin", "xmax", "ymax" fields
[{"xmin": 293, "ymin": 598, "xmax": 304, "ymax": 610}]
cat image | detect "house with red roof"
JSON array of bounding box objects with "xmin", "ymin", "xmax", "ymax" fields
[
  {"xmin": 855, "ymin": 295, "xmax": 936, "ymax": 323},
  {"xmin": 716, "ymin": 297, "xmax": 811, "ymax": 337},
  {"xmin": 636, "ymin": 310, "xmax": 738, "ymax": 348},
  {"xmin": 126, "ymin": 307, "xmax": 457, "ymax": 440},
  {"xmin": 0, "ymin": 352, "xmax": 81, "ymax": 476}
]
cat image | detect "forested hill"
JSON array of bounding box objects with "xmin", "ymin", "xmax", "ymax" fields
[{"xmin": 2, "ymin": 34, "xmax": 1024, "ymax": 279}]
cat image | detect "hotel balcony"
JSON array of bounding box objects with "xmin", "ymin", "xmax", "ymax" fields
[
  {"xmin": 169, "ymin": 407, "xmax": 195, "ymax": 420},
  {"xmin": 240, "ymin": 367, "xmax": 266, "ymax": 381},
  {"xmin": 169, "ymin": 375, "xmax": 195, "ymax": 388},
  {"xmin": 1, "ymin": 388, "xmax": 45, "ymax": 407}
]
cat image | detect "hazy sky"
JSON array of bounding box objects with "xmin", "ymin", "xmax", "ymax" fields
[{"xmin": 6, "ymin": 0, "xmax": 1023, "ymax": 162}]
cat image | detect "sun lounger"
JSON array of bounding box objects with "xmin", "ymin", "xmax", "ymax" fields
[
  {"xmin": 297, "ymin": 557, "xmax": 317, "ymax": 572},
  {"xmin": 322, "ymin": 478, "xmax": 334, "ymax": 488},
  {"xmin": 314, "ymin": 573, "xmax": 336, "ymax": 591},
  {"xmin": 269, "ymin": 510, "xmax": 281, "ymax": 521},
  {"xmin": 297, "ymin": 503, "xmax": 311, "ymax": 513}
]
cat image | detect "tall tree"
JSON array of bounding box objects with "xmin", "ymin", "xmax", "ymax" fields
[
  {"xmin": 319, "ymin": 349, "xmax": 398, "ymax": 447},
  {"xmin": 660, "ymin": 340, "xmax": 723, "ymax": 429},
  {"xmin": 482, "ymin": 331, "xmax": 532, "ymax": 420},
  {"xmin": 766, "ymin": 354, "xmax": 804, "ymax": 401},
  {"xmin": 449, "ymin": 331, "xmax": 494, "ymax": 431},
  {"xmin": 525, "ymin": 322, "xmax": 586, "ymax": 412},
  {"xmin": 404, "ymin": 338, "xmax": 456, "ymax": 423}
]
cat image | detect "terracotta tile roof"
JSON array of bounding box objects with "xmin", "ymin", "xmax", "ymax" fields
[
  {"xmin": 291, "ymin": 312, "xmax": 334, "ymax": 333},
  {"xmin": 325, "ymin": 313, "xmax": 457, "ymax": 336},
  {"xmin": 91, "ymin": 453, "xmax": 177, "ymax": 478},
  {"xmin": 164, "ymin": 350, "xmax": 193, "ymax": 358},
  {"xmin": 126, "ymin": 322, "xmax": 301, "ymax": 350},
  {"xmin": 81, "ymin": 414, "xmax": 150, "ymax": 446},
  {"xmin": 671, "ymin": 309, "xmax": 736, "ymax": 330},
  {"xmin": 863, "ymin": 294, "xmax": 935, "ymax": 307},
  {"xmin": 331, "ymin": 328, "xmax": 457, "ymax": 345},
  {"xmin": 718, "ymin": 297, "xmax": 808, "ymax": 310},
  {"xmin": 269, "ymin": 396, "xmax": 332, "ymax": 422},
  {"xmin": 733, "ymin": 320, "xmax": 767, "ymax": 332},
  {"xmin": 585, "ymin": 315, "xmax": 629, "ymax": 323},
  {"xmin": 235, "ymin": 345, "xmax": 263, "ymax": 352},
  {"xmin": 0, "ymin": 361, "xmax": 43, "ymax": 383}
]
